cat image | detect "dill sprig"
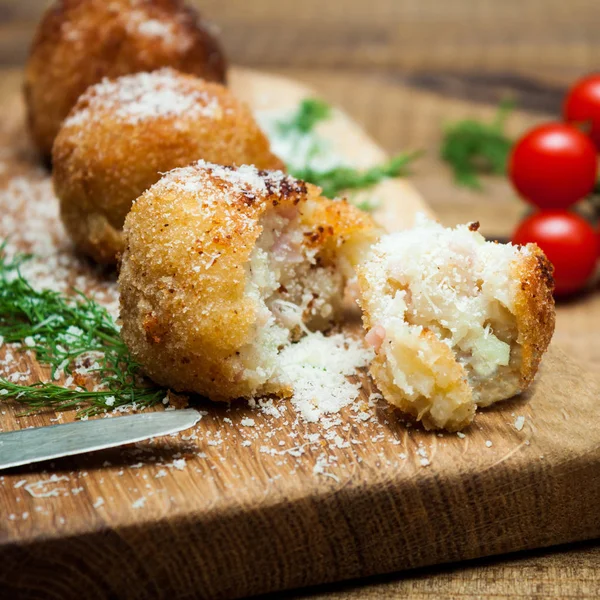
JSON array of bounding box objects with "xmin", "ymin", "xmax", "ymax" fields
[
  {"xmin": 292, "ymin": 151, "xmax": 422, "ymax": 199},
  {"xmin": 277, "ymin": 98, "xmax": 331, "ymax": 134},
  {"xmin": 0, "ymin": 248, "xmax": 165, "ymax": 417},
  {"xmin": 274, "ymin": 98, "xmax": 421, "ymax": 203},
  {"xmin": 0, "ymin": 381, "xmax": 163, "ymax": 418},
  {"xmin": 440, "ymin": 99, "xmax": 514, "ymax": 190}
]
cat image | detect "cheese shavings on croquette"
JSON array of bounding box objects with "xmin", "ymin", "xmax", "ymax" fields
[
  {"xmin": 64, "ymin": 68, "xmax": 224, "ymax": 127},
  {"xmin": 357, "ymin": 215, "xmax": 555, "ymax": 431},
  {"xmin": 118, "ymin": 161, "xmax": 379, "ymax": 402}
]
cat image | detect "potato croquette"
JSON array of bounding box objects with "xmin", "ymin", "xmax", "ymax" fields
[
  {"xmin": 25, "ymin": 0, "xmax": 226, "ymax": 158},
  {"xmin": 53, "ymin": 69, "xmax": 284, "ymax": 265},
  {"xmin": 118, "ymin": 161, "xmax": 379, "ymax": 401},
  {"xmin": 357, "ymin": 216, "xmax": 555, "ymax": 431}
]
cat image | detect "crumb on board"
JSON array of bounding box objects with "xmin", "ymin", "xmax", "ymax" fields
[{"xmin": 131, "ymin": 497, "xmax": 147, "ymax": 510}]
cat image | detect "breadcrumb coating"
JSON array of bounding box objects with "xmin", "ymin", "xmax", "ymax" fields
[
  {"xmin": 357, "ymin": 215, "xmax": 555, "ymax": 431},
  {"xmin": 53, "ymin": 69, "xmax": 283, "ymax": 264},
  {"xmin": 118, "ymin": 161, "xmax": 379, "ymax": 401},
  {"xmin": 25, "ymin": 0, "xmax": 227, "ymax": 158}
]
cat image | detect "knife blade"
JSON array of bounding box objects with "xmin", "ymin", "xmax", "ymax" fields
[{"xmin": 0, "ymin": 409, "xmax": 201, "ymax": 471}]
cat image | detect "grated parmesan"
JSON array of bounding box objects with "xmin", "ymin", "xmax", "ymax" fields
[
  {"xmin": 278, "ymin": 331, "xmax": 373, "ymax": 423},
  {"xmin": 64, "ymin": 69, "xmax": 222, "ymax": 128}
]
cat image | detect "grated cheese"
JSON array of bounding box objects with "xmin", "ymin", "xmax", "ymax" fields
[
  {"xmin": 278, "ymin": 331, "xmax": 373, "ymax": 423},
  {"xmin": 131, "ymin": 497, "xmax": 147, "ymax": 510},
  {"xmin": 64, "ymin": 69, "xmax": 222, "ymax": 128}
]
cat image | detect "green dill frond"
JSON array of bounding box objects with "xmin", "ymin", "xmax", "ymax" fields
[
  {"xmin": 0, "ymin": 248, "xmax": 165, "ymax": 417},
  {"xmin": 292, "ymin": 150, "xmax": 422, "ymax": 200},
  {"xmin": 353, "ymin": 196, "xmax": 381, "ymax": 212},
  {"xmin": 277, "ymin": 98, "xmax": 332, "ymax": 134},
  {"xmin": 271, "ymin": 98, "xmax": 421, "ymax": 209},
  {"xmin": 440, "ymin": 98, "xmax": 514, "ymax": 190},
  {"xmin": 0, "ymin": 380, "xmax": 165, "ymax": 419}
]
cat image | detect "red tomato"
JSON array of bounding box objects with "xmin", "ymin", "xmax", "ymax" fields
[
  {"xmin": 512, "ymin": 211, "xmax": 598, "ymax": 296},
  {"xmin": 508, "ymin": 123, "xmax": 598, "ymax": 209},
  {"xmin": 564, "ymin": 74, "xmax": 600, "ymax": 150}
]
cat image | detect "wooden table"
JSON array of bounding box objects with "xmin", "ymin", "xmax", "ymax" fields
[{"xmin": 1, "ymin": 1, "xmax": 599, "ymax": 598}]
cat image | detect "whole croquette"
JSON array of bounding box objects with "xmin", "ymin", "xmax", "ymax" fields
[
  {"xmin": 24, "ymin": 0, "xmax": 226, "ymax": 158},
  {"xmin": 357, "ymin": 216, "xmax": 555, "ymax": 431},
  {"xmin": 53, "ymin": 68, "xmax": 284, "ymax": 265},
  {"xmin": 118, "ymin": 161, "xmax": 380, "ymax": 401}
]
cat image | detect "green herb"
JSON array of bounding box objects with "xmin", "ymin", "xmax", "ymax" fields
[
  {"xmin": 292, "ymin": 151, "xmax": 421, "ymax": 199},
  {"xmin": 590, "ymin": 185, "xmax": 600, "ymax": 223},
  {"xmin": 353, "ymin": 197, "xmax": 381, "ymax": 212},
  {"xmin": 277, "ymin": 98, "xmax": 331, "ymax": 135},
  {"xmin": 0, "ymin": 247, "xmax": 164, "ymax": 417},
  {"xmin": 272, "ymin": 98, "xmax": 421, "ymax": 207},
  {"xmin": 440, "ymin": 99, "xmax": 514, "ymax": 190}
]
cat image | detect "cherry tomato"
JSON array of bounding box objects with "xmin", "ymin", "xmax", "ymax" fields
[
  {"xmin": 512, "ymin": 210, "xmax": 598, "ymax": 296},
  {"xmin": 508, "ymin": 123, "xmax": 598, "ymax": 209},
  {"xmin": 564, "ymin": 74, "xmax": 600, "ymax": 150}
]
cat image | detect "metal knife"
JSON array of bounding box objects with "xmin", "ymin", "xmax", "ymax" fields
[{"xmin": 0, "ymin": 409, "xmax": 201, "ymax": 471}]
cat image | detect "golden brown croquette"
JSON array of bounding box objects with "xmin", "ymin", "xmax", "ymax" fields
[
  {"xmin": 25, "ymin": 0, "xmax": 227, "ymax": 158},
  {"xmin": 118, "ymin": 161, "xmax": 380, "ymax": 401},
  {"xmin": 357, "ymin": 216, "xmax": 555, "ymax": 431},
  {"xmin": 53, "ymin": 69, "xmax": 284, "ymax": 264}
]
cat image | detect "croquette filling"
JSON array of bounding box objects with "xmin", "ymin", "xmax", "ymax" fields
[
  {"xmin": 238, "ymin": 206, "xmax": 345, "ymax": 391},
  {"xmin": 364, "ymin": 217, "xmax": 526, "ymax": 411}
]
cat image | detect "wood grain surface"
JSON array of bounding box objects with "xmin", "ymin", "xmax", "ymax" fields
[
  {"xmin": 0, "ymin": 66, "xmax": 599, "ymax": 600},
  {"xmin": 1, "ymin": 1, "xmax": 600, "ymax": 598}
]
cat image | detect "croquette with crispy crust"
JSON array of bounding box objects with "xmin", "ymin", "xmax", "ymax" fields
[
  {"xmin": 118, "ymin": 161, "xmax": 379, "ymax": 401},
  {"xmin": 53, "ymin": 69, "xmax": 284, "ymax": 265},
  {"xmin": 357, "ymin": 216, "xmax": 555, "ymax": 431},
  {"xmin": 25, "ymin": 0, "xmax": 227, "ymax": 158}
]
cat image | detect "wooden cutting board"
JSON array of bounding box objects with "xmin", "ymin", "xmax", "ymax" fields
[{"xmin": 0, "ymin": 67, "xmax": 599, "ymax": 600}]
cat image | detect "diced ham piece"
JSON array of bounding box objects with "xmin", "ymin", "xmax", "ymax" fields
[
  {"xmin": 365, "ymin": 324, "xmax": 386, "ymax": 351},
  {"xmin": 276, "ymin": 204, "xmax": 299, "ymax": 221}
]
